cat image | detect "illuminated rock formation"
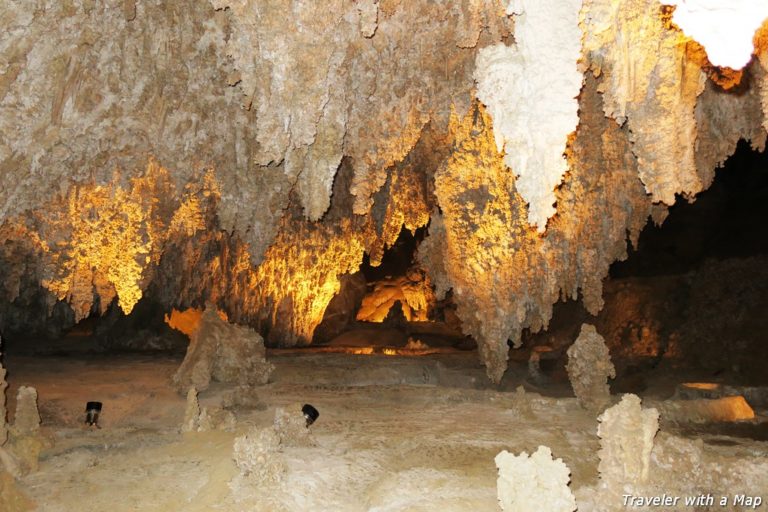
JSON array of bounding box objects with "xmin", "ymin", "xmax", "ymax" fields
[
  {"xmin": 475, "ymin": 0, "xmax": 583, "ymax": 230},
  {"xmin": 495, "ymin": 445, "xmax": 577, "ymax": 512},
  {"xmin": 1, "ymin": 0, "xmax": 767, "ymax": 383},
  {"xmin": 566, "ymin": 324, "xmax": 616, "ymax": 412},
  {"xmin": 356, "ymin": 269, "xmax": 436, "ymax": 323}
]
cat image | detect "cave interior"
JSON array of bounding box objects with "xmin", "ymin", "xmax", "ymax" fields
[{"xmin": 1, "ymin": 1, "xmax": 768, "ymax": 510}]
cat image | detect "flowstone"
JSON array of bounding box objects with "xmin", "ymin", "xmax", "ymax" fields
[
  {"xmin": 495, "ymin": 445, "xmax": 576, "ymax": 512},
  {"xmin": 566, "ymin": 324, "xmax": 615, "ymax": 412},
  {"xmin": 172, "ymin": 306, "xmax": 274, "ymax": 392}
]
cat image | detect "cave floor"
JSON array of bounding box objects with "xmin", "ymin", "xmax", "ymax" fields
[{"xmin": 4, "ymin": 350, "xmax": 768, "ymax": 511}]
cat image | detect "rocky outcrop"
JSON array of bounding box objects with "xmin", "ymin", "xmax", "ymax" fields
[
  {"xmin": 566, "ymin": 324, "xmax": 615, "ymax": 412},
  {"xmin": 171, "ymin": 306, "xmax": 273, "ymax": 393}
]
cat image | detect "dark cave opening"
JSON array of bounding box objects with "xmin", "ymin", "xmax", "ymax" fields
[
  {"xmin": 611, "ymin": 139, "xmax": 768, "ymax": 278},
  {"xmin": 519, "ymin": 140, "xmax": 768, "ymax": 388}
]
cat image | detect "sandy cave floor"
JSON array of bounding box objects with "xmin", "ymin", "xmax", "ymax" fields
[{"xmin": 3, "ymin": 349, "xmax": 768, "ymax": 511}]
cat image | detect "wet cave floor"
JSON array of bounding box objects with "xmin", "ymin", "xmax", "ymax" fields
[{"xmin": 4, "ymin": 347, "xmax": 768, "ymax": 511}]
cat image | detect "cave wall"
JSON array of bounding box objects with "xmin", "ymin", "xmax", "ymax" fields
[{"xmin": 1, "ymin": 0, "xmax": 767, "ymax": 381}]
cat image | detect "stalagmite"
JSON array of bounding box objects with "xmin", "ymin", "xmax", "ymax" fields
[
  {"xmin": 181, "ymin": 388, "xmax": 200, "ymax": 433},
  {"xmin": 11, "ymin": 388, "xmax": 40, "ymax": 437},
  {"xmin": 495, "ymin": 446, "xmax": 576, "ymax": 512},
  {"xmin": 597, "ymin": 394, "xmax": 659, "ymax": 497},
  {"xmin": 172, "ymin": 306, "xmax": 273, "ymax": 393},
  {"xmin": 566, "ymin": 324, "xmax": 616, "ymax": 412}
]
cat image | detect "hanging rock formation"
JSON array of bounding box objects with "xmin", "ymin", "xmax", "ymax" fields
[{"xmin": 1, "ymin": 1, "xmax": 768, "ymax": 382}]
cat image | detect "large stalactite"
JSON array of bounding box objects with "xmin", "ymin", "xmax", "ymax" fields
[{"xmin": 1, "ymin": 0, "xmax": 767, "ymax": 382}]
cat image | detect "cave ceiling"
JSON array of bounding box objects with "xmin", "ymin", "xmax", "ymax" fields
[{"xmin": 1, "ymin": 0, "xmax": 767, "ymax": 381}]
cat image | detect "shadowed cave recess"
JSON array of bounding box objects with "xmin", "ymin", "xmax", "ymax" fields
[{"xmin": 1, "ymin": 1, "xmax": 768, "ymax": 510}]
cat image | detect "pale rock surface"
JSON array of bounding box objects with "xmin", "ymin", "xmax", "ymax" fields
[
  {"xmin": 495, "ymin": 445, "xmax": 576, "ymax": 512},
  {"xmin": 596, "ymin": 394, "xmax": 659, "ymax": 494},
  {"xmin": 172, "ymin": 306, "xmax": 273, "ymax": 393},
  {"xmin": 661, "ymin": 0, "xmax": 768, "ymax": 69},
  {"xmin": 181, "ymin": 388, "xmax": 200, "ymax": 433},
  {"xmin": 581, "ymin": 0, "xmax": 707, "ymax": 205},
  {"xmin": 273, "ymin": 404, "xmax": 314, "ymax": 447},
  {"xmin": 232, "ymin": 426, "xmax": 286, "ymax": 484},
  {"xmin": 475, "ymin": 0, "xmax": 583, "ymax": 231},
  {"xmin": 566, "ymin": 324, "xmax": 615, "ymax": 412},
  {"xmin": 11, "ymin": 387, "xmax": 39, "ymax": 436}
]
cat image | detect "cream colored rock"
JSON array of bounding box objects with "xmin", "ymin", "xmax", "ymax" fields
[
  {"xmin": 181, "ymin": 388, "xmax": 200, "ymax": 433},
  {"xmin": 11, "ymin": 387, "xmax": 39, "ymax": 437},
  {"xmin": 661, "ymin": 0, "xmax": 768, "ymax": 69},
  {"xmin": 566, "ymin": 324, "xmax": 616, "ymax": 412},
  {"xmin": 232, "ymin": 426, "xmax": 286, "ymax": 484},
  {"xmin": 172, "ymin": 306, "xmax": 274, "ymax": 393},
  {"xmin": 495, "ymin": 445, "xmax": 576, "ymax": 512},
  {"xmin": 273, "ymin": 404, "xmax": 314, "ymax": 447},
  {"xmin": 597, "ymin": 394, "xmax": 659, "ymax": 488},
  {"xmin": 475, "ymin": 0, "xmax": 583, "ymax": 231}
]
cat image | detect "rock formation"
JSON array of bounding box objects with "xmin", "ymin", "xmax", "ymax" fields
[
  {"xmin": 566, "ymin": 324, "xmax": 616, "ymax": 412},
  {"xmin": 181, "ymin": 388, "xmax": 200, "ymax": 433},
  {"xmin": 1, "ymin": 0, "xmax": 767, "ymax": 382},
  {"xmin": 232, "ymin": 426, "xmax": 286, "ymax": 484},
  {"xmin": 495, "ymin": 445, "xmax": 576, "ymax": 512},
  {"xmin": 171, "ymin": 306, "xmax": 273, "ymax": 393},
  {"xmin": 273, "ymin": 404, "xmax": 314, "ymax": 447},
  {"xmin": 356, "ymin": 269, "xmax": 436, "ymax": 323},
  {"xmin": 597, "ymin": 394, "xmax": 659, "ymax": 496}
]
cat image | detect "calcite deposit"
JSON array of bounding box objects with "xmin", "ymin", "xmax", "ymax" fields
[
  {"xmin": 172, "ymin": 306, "xmax": 273, "ymax": 393},
  {"xmin": 566, "ymin": 324, "xmax": 616, "ymax": 412},
  {"xmin": 495, "ymin": 446, "xmax": 576, "ymax": 512},
  {"xmin": 597, "ymin": 394, "xmax": 659, "ymax": 491},
  {"xmin": 232, "ymin": 426, "xmax": 286, "ymax": 484},
  {"xmin": 1, "ymin": 0, "xmax": 767, "ymax": 384}
]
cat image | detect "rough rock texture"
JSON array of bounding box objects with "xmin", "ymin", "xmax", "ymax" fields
[
  {"xmin": 7, "ymin": 387, "xmax": 45, "ymax": 476},
  {"xmin": 356, "ymin": 269, "xmax": 436, "ymax": 323},
  {"xmin": 1, "ymin": 0, "xmax": 767, "ymax": 383},
  {"xmin": 596, "ymin": 394, "xmax": 659, "ymax": 499},
  {"xmin": 171, "ymin": 306, "xmax": 273, "ymax": 393},
  {"xmin": 0, "ymin": 471, "xmax": 34, "ymax": 512},
  {"xmin": 232, "ymin": 426, "xmax": 286, "ymax": 484},
  {"xmin": 313, "ymin": 272, "xmax": 367, "ymax": 343},
  {"xmin": 495, "ymin": 445, "xmax": 576, "ymax": 512},
  {"xmin": 10, "ymin": 387, "xmax": 39, "ymax": 437},
  {"xmin": 418, "ymin": 80, "xmax": 653, "ymax": 382},
  {"xmin": 655, "ymin": 396, "xmax": 755, "ymax": 424},
  {"xmin": 273, "ymin": 404, "xmax": 314, "ymax": 447},
  {"xmin": 475, "ymin": 0, "xmax": 583, "ymax": 230},
  {"xmin": 566, "ymin": 324, "xmax": 615, "ymax": 412},
  {"xmin": 181, "ymin": 388, "xmax": 200, "ymax": 433}
]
